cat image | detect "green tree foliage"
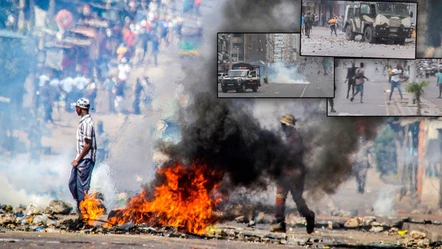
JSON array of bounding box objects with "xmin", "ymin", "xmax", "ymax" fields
[
  {"xmin": 373, "ymin": 125, "xmax": 398, "ymax": 176},
  {"xmin": 406, "ymin": 81, "xmax": 428, "ymax": 115}
]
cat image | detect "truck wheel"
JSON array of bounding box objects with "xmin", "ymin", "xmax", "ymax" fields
[
  {"xmin": 252, "ymin": 87, "xmax": 258, "ymax": 92},
  {"xmin": 345, "ymin": 25, "xmax": 355, "ymax": 40},
  {"xmin": 241, "ymin": 84, "xmax": 246, "ymax": 93},
  {"xmin": 364, "ymin": 26, "xmax": 376, "ymax": 43},
  {"xmin": 396, "ymin": 38, "xmax": 405, "ymax": 45},
  {"xmin": 222, "ymin": 88, "xmax": 227, "ymax": 93}
]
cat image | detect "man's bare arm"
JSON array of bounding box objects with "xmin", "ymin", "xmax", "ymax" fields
[{"xmin": 76, "ymin": 138, "xmax": 92, "ymax": 162}]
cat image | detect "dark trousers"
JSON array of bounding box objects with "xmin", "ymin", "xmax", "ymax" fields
[
  {"xmin": 330, "ymin": 25, "xmax": 337, "ymax": 36},
  {"xmin": 275, "ymin": 171, "xmax": 313, "ymax": 223},
  {"xmin": 329, "ymin": 98, "xmax": 334, "ymax": 109},
  {"xmin": 347, "ymin": 80, "xmax": 355, "ymax": 97},
  {"xmin": 69, "ymin": 159, "xmax": 95, "ymax": 203},
  {"xmin": 354, "ymin": 163, "xmax": 368, "ymax": 194}
]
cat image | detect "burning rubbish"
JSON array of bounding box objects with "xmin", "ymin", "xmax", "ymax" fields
[
  {"xmin": 79, "ymin": 193, "xmax": 105, "ymax": 226},
  {"xmin": 105, "ymin": 162, "xmax": 223, "ymax": 235}
]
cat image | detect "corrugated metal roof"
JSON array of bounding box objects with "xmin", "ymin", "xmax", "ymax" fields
[{"xmin": 0, "ymin": 30, "xmax": 27, "ymax": 39}]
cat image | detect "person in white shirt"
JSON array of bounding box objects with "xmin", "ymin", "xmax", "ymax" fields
[
  {"xmin": 389, "ymin": 64, "xmax": 404, "ymax": 103},
  {"xmin": 61, "ymin": 76, "xmax": 75, "ymax": 112},
  {"xmin": 118, "ymin": 58, "xmax": 131, "ymax": 83}
]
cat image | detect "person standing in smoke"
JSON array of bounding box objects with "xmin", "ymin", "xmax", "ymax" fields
[
  {"xmin": 28, "ymin": 119, "xmax": 43, "ymax": 164},
  {"xmin": 68, "ymin": 98, "xmax": 97, "ymax": 221},
  {"xmin": 96, "ymin": 120, "xmax": 110, "ymax": 163},
  {"xmin": 39, "ymin": 80, "xmax": 55, "ymax": 124},
  {"xmin": 151, "ymin": 35, "xmax": 160, "ymax": 67},
  {"xmin": 344, "ymin": 62, "xmax": 357, "ymax": 99},
  {"xmin": 270, "ymin": 114, "xmax": 315, "ymax": 234},
  {"xmin": 304, "ymin": 12, "xmax": 313, "ymax": 38},
  {"xmin": 133, "ymin": 78, "xmax": 145, "ymax": 115},
  {"xmin": 329, "ymin": 83, "xmax": 336, "ymax": 113},
  {"xmin": 352, "ymin": 136, "xmax": 371, "ymax": 194}
]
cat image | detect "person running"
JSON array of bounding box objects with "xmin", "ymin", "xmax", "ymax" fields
[
  {"xmin": 328, "ymin": 17, "xmax": 338, "ymax": 36},
  {"xmin": 436, "ymin": 69, "xmax": 442, "ymax": 98},
  {"xmin": 388, "ymin": 64, "xmax": 404, "ymax": 104},
  {"xmin": 350, "ymin": 62, "xmax": 369, "ymax": 103},
  {"xmin": 344, "ymin": 62, "xmax": 357, "ymax": 99}
]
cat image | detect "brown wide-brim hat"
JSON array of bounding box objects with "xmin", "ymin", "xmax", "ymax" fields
[{"xmin": 280, "ymin": 114, "xmax": 297, "ymax": 127}]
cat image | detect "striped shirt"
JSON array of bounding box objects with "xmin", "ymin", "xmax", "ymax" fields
[{"xmin": 76, "ymin": 114, "xmax": 97, "ymax": 162}]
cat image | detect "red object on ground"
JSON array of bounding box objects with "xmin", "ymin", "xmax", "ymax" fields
[{"xmin": 55, "ymin": 9, "xmax": 74, "ymax": 29}]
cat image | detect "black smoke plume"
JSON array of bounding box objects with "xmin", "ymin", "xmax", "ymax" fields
[
  {"xmin": 144, "ymin": 0, "xmax": 385, "ymax": 199},
  {"xmin": 221, "ymin": 0, "xmax": 301, "ymax": 32}
]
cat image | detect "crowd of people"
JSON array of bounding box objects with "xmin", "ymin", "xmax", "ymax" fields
[{"xmin": 0, "ymin": 0, "xmax": 202, "ymax": 162}]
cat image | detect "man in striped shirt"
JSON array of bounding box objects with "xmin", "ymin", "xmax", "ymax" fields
[{"xmin": 68, "ymin": 98, "xmax": 97, "ymax": 219}]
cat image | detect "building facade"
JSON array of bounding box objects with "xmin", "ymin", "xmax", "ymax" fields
[
  {"xmin": 244, "ymin": 34, "xmax": 267, "ymax": 64},
  {"xmin": 266, "ymin": 34, "xmax": 299, "ymax": 63}
]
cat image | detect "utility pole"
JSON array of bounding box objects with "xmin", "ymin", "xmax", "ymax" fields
[{"xmin": 229, "ymin": 33, "xmax": 233, "ymax": 70}]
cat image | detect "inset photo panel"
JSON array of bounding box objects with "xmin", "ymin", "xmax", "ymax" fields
[
  {"xmin": 417, "ymin": 0, "xmax": 442, "ymax": 58},
  {"xmin": 300, "ymin": 0, "xmax": 417, "ymax": 58},
  {"xmin": 328, "ymin": 58, "xmax": 442, "ymax": 117},
  {"xmin": 217, "ymin": 33, "xmax": 334, "ymax": 98}
]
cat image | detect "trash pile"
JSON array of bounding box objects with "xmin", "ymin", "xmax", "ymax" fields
[
  {"xmin": 1, "ymin": 200, "xmax": 442, "ymax": 248},
  {"xmin": 0, "ymin": 201, "xmax": 75, "ymax": 233}
]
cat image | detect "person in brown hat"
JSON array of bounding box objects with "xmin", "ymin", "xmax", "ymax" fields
[{"xmin": 270, "ymin": 114, "xmax": 315, "ymax": 234}]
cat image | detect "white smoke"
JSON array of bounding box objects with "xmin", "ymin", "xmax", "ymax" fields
[
  {"xmin": 0, "ymin": 151, "xmax": 74, "ymax": 208},
  {"xmin": 373, "ymin": 186, "xmax": 400, "ymax": 216},
  {"xmin": 268, "ymin": 62, "xmax": 309, "ymax": 84},
  {"xmin": 90, "ymin": 163, "xmax": 118, "ymax": 210}
]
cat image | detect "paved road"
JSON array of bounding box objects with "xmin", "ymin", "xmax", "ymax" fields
[
  {"xmin": 330, "ymin": 59, "xmax": 442, "ymax": 116},
  {"xmin": 218, "ymin": 82, "xmax": 333, "ymax": 98},
  {"xmin": 218, "ymin": 57, "xmax": 334, "ymax": 98},
  {"xmin": 329, "ymin": 59, "xmax": 393, "ymax": 116},
  {"xmin": 301, "ymin": 27, "xmax": 416, "ymax": 58}
]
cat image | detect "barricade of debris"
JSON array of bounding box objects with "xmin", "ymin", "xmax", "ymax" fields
[{"xmin": 1, "ymin": 200, "xmax": 442, "ymax": 248}]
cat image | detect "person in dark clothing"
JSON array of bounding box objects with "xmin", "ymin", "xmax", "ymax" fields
[
  {"xmin": 321, "ymin": 14, "xmax": 326, "ymax": 27},
  {"xmin": 152, "ymin": 35, "xmax": 160, "ymax": 67},
  {"xmin": 270, "ymin": 114, "xmax": 315, "ymax": 234},
  {"xmin": 28, "ymin": 119, "xmax": 43, "ymax": 164},
  {"xmin": 352, "ymin": 135, "xmax": 371, "ymax": 194},
  {"xmin": 96, "ymin": 120, "xmax": 110, "ymax": 163},
  {"xmin": 329, "ymin": 83, "xmax": 336, "ymax": 113},
  {"xmin": 39, "ymin": 81, "xmax": 55, "ymax": 123},
  {"xmin": 344, "ymin": 62, "xmax": 357, "ymax": 99},
  {"xmin": 304, "ymin": 12, "xmax": 313, "ymax": 38},
  {"xmin": 133, "ymin": 78, "xmax": 145, "ymax": 115}
]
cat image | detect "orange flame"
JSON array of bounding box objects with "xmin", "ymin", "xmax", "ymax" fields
[
  {"xmin": 80, "ymin": 193, "xmax": 105, "ymax": 226},
  {"xmin": 106, "ymin": 162, "xmax": 222, "ymax": 235}
]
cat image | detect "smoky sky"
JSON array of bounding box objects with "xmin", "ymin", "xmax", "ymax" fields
[
  {"xmin": 221, "ymin": 0, "xmax": 301, "ymax": 32},
  {"xmin": 146, "ymin": 0, "xmax": 385, "ymax": 197}
]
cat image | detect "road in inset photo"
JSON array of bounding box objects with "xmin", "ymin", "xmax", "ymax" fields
[
  {"xmin": 329, "ymin": 59, "xmax": 442, "ymax": 116},
  {"xmin": 218, "ymin": 33, "xmax": 334, "ymax": 98},
  {"xmin": 300, "ymin": 1, "xmax": 416, "ymax": 58}
]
